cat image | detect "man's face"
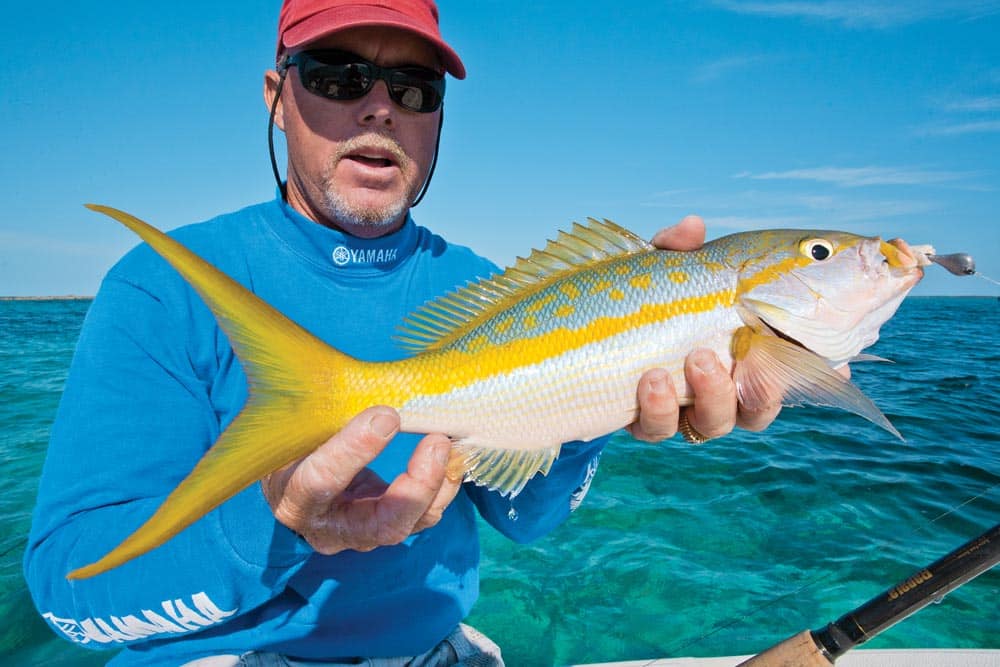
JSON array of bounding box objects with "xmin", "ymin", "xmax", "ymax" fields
[{"xmin": 268, "ymin": 26, "xmax": 443, "ymax": 238}]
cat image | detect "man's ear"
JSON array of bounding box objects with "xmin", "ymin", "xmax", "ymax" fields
[{"xmin": 264, "ymin": 70, "xmax": 285, "ymax": 131}]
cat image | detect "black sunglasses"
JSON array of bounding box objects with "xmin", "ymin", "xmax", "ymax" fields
[{"xmin": 280, "ymin": 49, "xmax": 445, "ymax": 113}]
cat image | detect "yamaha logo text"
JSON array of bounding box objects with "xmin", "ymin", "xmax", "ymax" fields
[{"xmin": 331, "ymin": 245, "xmax": 399, "ymax": 267}]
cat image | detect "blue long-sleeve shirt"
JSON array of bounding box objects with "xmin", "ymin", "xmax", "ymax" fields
[{"xmin": 24, "ymin": 197, "xmax": 606, "ymax": 666}]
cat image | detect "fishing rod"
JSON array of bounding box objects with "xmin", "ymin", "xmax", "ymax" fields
[{"xmin": 737, "ymin": 521, "xmax": 1000, "ymax": 666}]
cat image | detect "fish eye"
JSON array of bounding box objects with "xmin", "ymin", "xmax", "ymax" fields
[{"xmin": 801, "ymin": 238, "xmax": 834, "ymax": 261}]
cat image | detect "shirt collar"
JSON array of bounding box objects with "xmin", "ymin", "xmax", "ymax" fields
[{"xmin": 267, "ymin": 193, "xmax": 419, "ymax": 276}]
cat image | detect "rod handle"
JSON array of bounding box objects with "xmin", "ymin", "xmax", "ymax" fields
[{"xmin": 735, "ymin": 630, "xmax": 834, "ymax": 667}]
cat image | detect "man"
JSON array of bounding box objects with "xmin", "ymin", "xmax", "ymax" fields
[{"xmin": 25, "ymin": 2, "xmax": 779, "ymax": 665}]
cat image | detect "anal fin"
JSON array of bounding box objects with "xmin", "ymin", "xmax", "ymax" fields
[{"xmin": 450, "ymin": 441, "xmax": 561, "ymax": 498}]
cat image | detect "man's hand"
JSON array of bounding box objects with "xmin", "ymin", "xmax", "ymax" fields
[
  {"xmin": 627, "ymin": 215, "xmax": 782, "ymax": 443},
  {"xmin": 261, "ymin": 407, "xmax": 460, "ymax": 554}
]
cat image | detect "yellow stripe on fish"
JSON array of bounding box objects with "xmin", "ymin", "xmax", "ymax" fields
[{"xmin": 67, "ymin": 206, "xmax": 924, "ymax": 579}]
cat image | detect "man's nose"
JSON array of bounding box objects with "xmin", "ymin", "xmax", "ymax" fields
[{"xmin": 357, "ymin": 80, "xmax": 395, "ymax": 128}]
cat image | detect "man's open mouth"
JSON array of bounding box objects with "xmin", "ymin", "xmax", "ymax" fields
[{"xmin": 347, "ymin": 154, "xmax": 395, "ymax": 168}]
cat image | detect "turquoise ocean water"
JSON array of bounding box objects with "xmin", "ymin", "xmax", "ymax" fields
[{"xmin": 1, "ymin": 297, "xmax": 998, "ymax": 666}]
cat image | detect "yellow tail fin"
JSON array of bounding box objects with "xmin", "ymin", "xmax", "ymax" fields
[{"xmin": 68, "ymin": 205, "xmax": 364, "ymax": 579}]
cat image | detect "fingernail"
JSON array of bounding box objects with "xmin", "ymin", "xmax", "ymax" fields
[
  {"xmin": 692, "ymin": 349, "xmax": 719, "ymax": 376},
  {"xmin": 434, "ymin": 440, "xmax": 450, "ymax": 467},
  {"xmin": 648, "ymin": 376, "xmax": 667, "ymax": 394},
  {"xmin": 369, "ymin": 412, "xmax": 398, "ymax": 439}
]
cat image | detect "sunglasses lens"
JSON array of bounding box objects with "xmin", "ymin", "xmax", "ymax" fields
[
  {"xmin": 293, "ymin": 51, "xmax": 444, "ymax": 113},
  {"xmin": 300, "ymin": 60, "xmax": 373, "ymax": 100},
  {"xmin": 389, "ymin": 71, "xmax": 444, "ymax": 112}
]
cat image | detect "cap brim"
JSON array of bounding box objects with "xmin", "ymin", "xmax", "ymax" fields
[{"xmin": 281, "ymin": 6, "xmax": 466, "ymax": 79}]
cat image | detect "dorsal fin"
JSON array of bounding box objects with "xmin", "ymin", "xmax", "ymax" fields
[{"xmin": 396, "ymin": 218, "xmax": 651, "ymax": 352}]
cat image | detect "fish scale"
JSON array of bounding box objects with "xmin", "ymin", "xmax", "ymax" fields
[
  {"xmin": 398, "ymin": 250, "xmax": 741, "ymax": 457},
  {"xmin": 67, "ymin": 206, "xmax": 924, "ymax": 579},
  {"xmin": 464, "ymin": 251, "xmax": 728, "ymax": 348}
]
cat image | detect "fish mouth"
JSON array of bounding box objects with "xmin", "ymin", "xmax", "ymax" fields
[
  {"xmin": 880, "ymin": 238, "xmax": 929, "ymax": 285},
  {"xmin": 862, "ymin": 238, "xmax": 923, "ymax": 294},
  {"xmin": 881, "ymin": 238, "xmax": 920, "ymax": 269}
]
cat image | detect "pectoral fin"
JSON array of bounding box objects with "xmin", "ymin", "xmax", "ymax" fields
[{"xmin": 731, "ymin": 326, "xmax": 902, "ymax": 439}]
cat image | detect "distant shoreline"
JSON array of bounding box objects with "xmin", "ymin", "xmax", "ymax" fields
[
  {"xmin": 1, "ymin": 294, "xmax": 993, "ymax": 302},
  {"xmin": 0, "ymin": 296, "xmax": 94, "ymax": 301}
]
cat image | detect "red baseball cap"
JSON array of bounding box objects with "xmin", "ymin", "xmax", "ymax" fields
[{"xmin": 277, "ymin": 0, "xmax": 466, "ymax": 79}]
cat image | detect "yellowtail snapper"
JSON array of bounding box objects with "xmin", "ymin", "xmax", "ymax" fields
[{"xmin": 69, "ymin": 205, "xmax": 931, "ymax": 579}]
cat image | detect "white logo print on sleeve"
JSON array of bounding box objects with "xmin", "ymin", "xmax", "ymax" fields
[
  {"xmin": 569, "ymin": 454, "xmax": 601, "ymax": 512},
  {"xmin": 43, "ymin": 591, "xmax": 236, "ymax": 645}
]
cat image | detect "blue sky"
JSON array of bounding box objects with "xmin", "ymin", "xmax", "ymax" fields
[{"xmin": 2, "ymin": 1, "xmax": 998, "ymax": 296}]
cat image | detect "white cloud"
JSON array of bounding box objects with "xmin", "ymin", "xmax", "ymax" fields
[
  {"xmin": 922, "ymin": 89, "xmax": 1000, "ymax": 138},
  {"xmin": 644, "ymin": 189, "xmax": 698, "ymax": 204},
  {"xmin": 940, "ymin": 95, "xmax": 1000, "ymax": 113},
  {"xmin": 0, "ymin": 231, "xmax": 107, "ymax": 255},
  {"xmin": 711, "ymin": 0, "xmax": 1000, "ymax": 28},
  {"xmin": 809, "ymin": 198, "xmax": 938, "ymax": 223},
  {"xmin": 918, "ymin": 119, "xmax": 1000, "ymax": 136},
  {"xmin": 703, "ymin": 201, "xmax": 935, "ymax": 229},
  {"xmin": 734, "ymin": 166, "xmax": 971, "ymax": 187},
  {"xmin": 703, "ymin": 214, "xmax": 812, "ymax": 230},
  {"xmin": 774, "ymin": 192, "xmax": 939, "ymax": 224},
  {"xmin": 692, "ymin": 55, "xmax": 773, "ymax": 84},
  {"xmin": 642, "ymin": 186, "xmax": 940, "ymax": 231}
]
